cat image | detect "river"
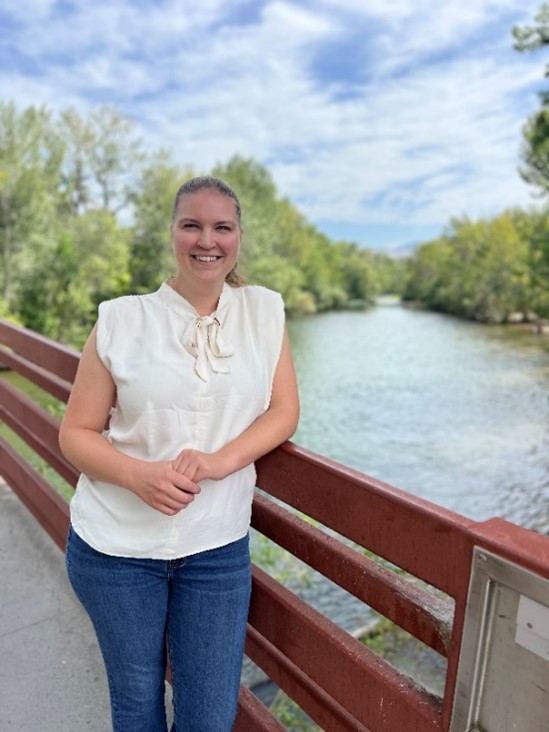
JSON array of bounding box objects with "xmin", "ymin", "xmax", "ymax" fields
[{"xmin": 287, "ymin": 297, "xmax": 549, "ymax": 534}]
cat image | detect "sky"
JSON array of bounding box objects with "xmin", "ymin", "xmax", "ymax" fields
[{"xmin": 0, "ymin": 0, "xmax": 546, "ymax": 252}]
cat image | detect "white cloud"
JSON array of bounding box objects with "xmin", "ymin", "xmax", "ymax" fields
[{"xmin": 0, "ymin": 0, "xmax": 545, "ymax": 245}]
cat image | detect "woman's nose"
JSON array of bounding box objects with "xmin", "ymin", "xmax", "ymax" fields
[{"xmin": 198, "ymin": 229, "xmax": 215, "ymax": 248}]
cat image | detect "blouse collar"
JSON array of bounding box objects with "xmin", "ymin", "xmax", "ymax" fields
[{"xmin": 156, "ymin": 281, "xmax": 234, "ymax": 381}]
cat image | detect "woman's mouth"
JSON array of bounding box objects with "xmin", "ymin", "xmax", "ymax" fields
[{"xmin": 192, "ymin": 255, "xmax": 221, "ymax": 263}]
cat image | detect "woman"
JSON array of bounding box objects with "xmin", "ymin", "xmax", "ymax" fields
[{"xmin": 60, "ymin": 175, "xmax": 300, "ymax": 732}]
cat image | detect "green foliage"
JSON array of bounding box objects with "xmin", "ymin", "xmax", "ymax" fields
[
  {"xmin": 513, "ymin": 4, "xmax": 549, "ymax": 193},
  {"xmin": 334, "ymin": 241, "xmax": 379, "ymax": 304},
  {"xmin": 0, "ymin": 96, "xmax": 407, "ymax": 342},
  {"xmin": 0, "ymin": 105, "xmax": 397, "ymax": 341},
  {"xmin": 513, "ymin": 4, "xmax": 549, "ymax": 57},
  {"xmin": 373, "ymin": 252, "xmax": 408, "ymax": 294},
  {"xmin": 403, "ymin": 210, "xmax": 546, "ymax": 321},
  {"xmin": 1, "ymin": 96, "xmax": 548, "ymax": 339},
  {"xmin": 0, "ymin": 102, "xmax": 61, "ymax": 303},
  {"xmin": 16, "ymin": 210, "xmax": 130, "ymax": 347},
  {"xmin": 511, "ymin": 205, "xmax": 549, "ymax": 314},
  {"xmin": 250, "ymin": 253, "xmax": 315, "ymax": 315},
  {"xmin": 0, "ymin": 295, "xmax": 21, "ymax": 324},
  {"xmin": 129, "ymin": 152, "xmax": 190, "ymax": 292},
  {"xmin": 0, "ymin": 101, "xmax": 144, "ymax": 344},
  {"xmin": 520, "ymin": 107, "xmax": 549, "ymax": 193},
  {"xmin": 7, "ymin": 15, "xmax": 549, "ymax": 345},
  {"xmin": 58, "ymin": 106, "xmax": 144, "ymax": 214}
]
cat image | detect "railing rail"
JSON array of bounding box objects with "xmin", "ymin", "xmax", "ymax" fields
[{"xmin": 1, "ymin": 318, "xmax": 547, "ymax": 731}]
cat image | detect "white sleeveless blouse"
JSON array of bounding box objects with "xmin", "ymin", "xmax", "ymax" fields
[{"xmin": 69, "ymin": 281, "xmax": 285, "ymax": 559}]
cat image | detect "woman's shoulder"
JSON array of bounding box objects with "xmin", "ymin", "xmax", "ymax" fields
[
  {"xmin": 232, "ymin": 284, "xmax": 283, "ymax": 307},
  {"xmin": 229, "ymin": 285, "xmax": 285, "ymax": 333},
  {"xmin": 98, "ymin": 291, "xmax": 160, "ymax": 326}
]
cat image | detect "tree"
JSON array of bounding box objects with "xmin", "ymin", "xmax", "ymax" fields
[
  {"xmin": 17, "ymin": 210, "xmax": 130, "ymax": 346},
  {"xmin": 403, "ymin": 238, "xmax": 453, "ymax": 308},
  {"xmin": 57, "ymin": 106, "xmax": 143, "ymax": 216},
  {"xmin": 513, "ymin": 4, "xmax": 549, "ymax": 194},
  {"xmin": 403, "ymin": 213, "xmax": 531, "ymax": 323},
  {"xmin": 519, "ymin": 107, "xmax": 549, "ymax": 194},
  {"xmin": 0, "ymin": 102, "xmax": 62, "ymax": 304},
  {"xmin": 129, "ymin": 152, "xmax": 189, "ymax": 292},
  {"xmin": 57, "ymin": 107, "xmax": 95, "ymax": 216},
  {"xmin": 251, "ymin": 253, "xmax": 314, "ymax": 315},
  {"xmin": 511, "ymin": 205, "xmax": 549, "ymax": 316},
  {"xmin": 88, "ymin": 106, "xmax": 143, "ymax": 213},
  {"xmin": 334, "ymin": 242, "xmax": 379, "ymax": 305},
  {"xmin": 372, "ymin": 252, "xmax": 407, "ymax": 295},
  {"xmin": 513, "ymin": 4, "xmax": 549, "ymax": 64}
]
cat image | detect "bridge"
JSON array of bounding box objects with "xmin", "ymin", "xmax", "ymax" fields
[{"xmin": 1, "ymin": 318, "xmax": 548, "ymax": 731}]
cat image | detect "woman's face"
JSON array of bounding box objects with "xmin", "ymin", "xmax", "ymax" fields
[{"xmin": 170, "ymin": 189, "xmax": 242, "ymax": 290}]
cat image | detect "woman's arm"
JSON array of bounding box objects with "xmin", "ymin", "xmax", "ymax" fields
[
  {"xmin": 173, "ymin": 328, "xmax": 300, "ymax": 482},
  {"xmin": 59, "ymin": 326, "xmax": 200, "ymax": 516}
]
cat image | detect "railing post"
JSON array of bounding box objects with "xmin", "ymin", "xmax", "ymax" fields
[{"xmin": 444, "ymin": 520, "xmax": 549, "ymax": 731}]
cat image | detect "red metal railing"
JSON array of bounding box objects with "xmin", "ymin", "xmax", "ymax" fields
[{"xmin": 1, "ymin": 319, "xmax": 547, "ymax": 731}]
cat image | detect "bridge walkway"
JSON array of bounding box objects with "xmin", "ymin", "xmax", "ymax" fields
[{"xmin": 0, "ymin": 477, "xmax": 111, "ymax": 731}]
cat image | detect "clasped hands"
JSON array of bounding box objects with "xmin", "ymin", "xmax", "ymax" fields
[{"xmin": 136, "ymin": 449, "xmax": 225, "ymax": 516}]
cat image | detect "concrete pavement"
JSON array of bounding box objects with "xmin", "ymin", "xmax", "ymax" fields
[{"xmin": 0, "ymin": 479, "xmax": 111, "ymax": 731}]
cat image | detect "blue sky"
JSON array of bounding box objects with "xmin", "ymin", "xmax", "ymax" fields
[{"xmin": 0, "ymin": 0, "xmax": 545, "ymax": 252}]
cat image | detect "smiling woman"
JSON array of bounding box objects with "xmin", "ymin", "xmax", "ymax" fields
[{"xmin": 58, "ymin": 174, "xmax": 300, "ymax": 732}]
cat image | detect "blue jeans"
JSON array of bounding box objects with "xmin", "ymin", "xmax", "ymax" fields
[{"xmin": 66, "ymin": 527, "xmax": 251, "ymax": 732}]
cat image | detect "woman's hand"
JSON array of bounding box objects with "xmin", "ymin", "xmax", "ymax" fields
[
  {"xmin": 132, "ymin": 460, "xmax": 201, "ymax": 516},
  {"xmin": 172, "ymin": 449, "xmax": 227, "ymax": 483}
]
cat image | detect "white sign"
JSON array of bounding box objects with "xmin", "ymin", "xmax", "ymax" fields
[{"xmin": 515, "ymin": 594, "xmax": 549, "ymax": 662}]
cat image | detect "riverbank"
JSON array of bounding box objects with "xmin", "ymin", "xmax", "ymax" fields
[{"xmin": 401, "ymin": 299, "xmax": 549, "ymax": 335}]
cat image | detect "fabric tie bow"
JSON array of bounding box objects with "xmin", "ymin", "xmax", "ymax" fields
[{"xmin": 183, "ymin": 315, "xmax": 234, "ymax": 381}]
